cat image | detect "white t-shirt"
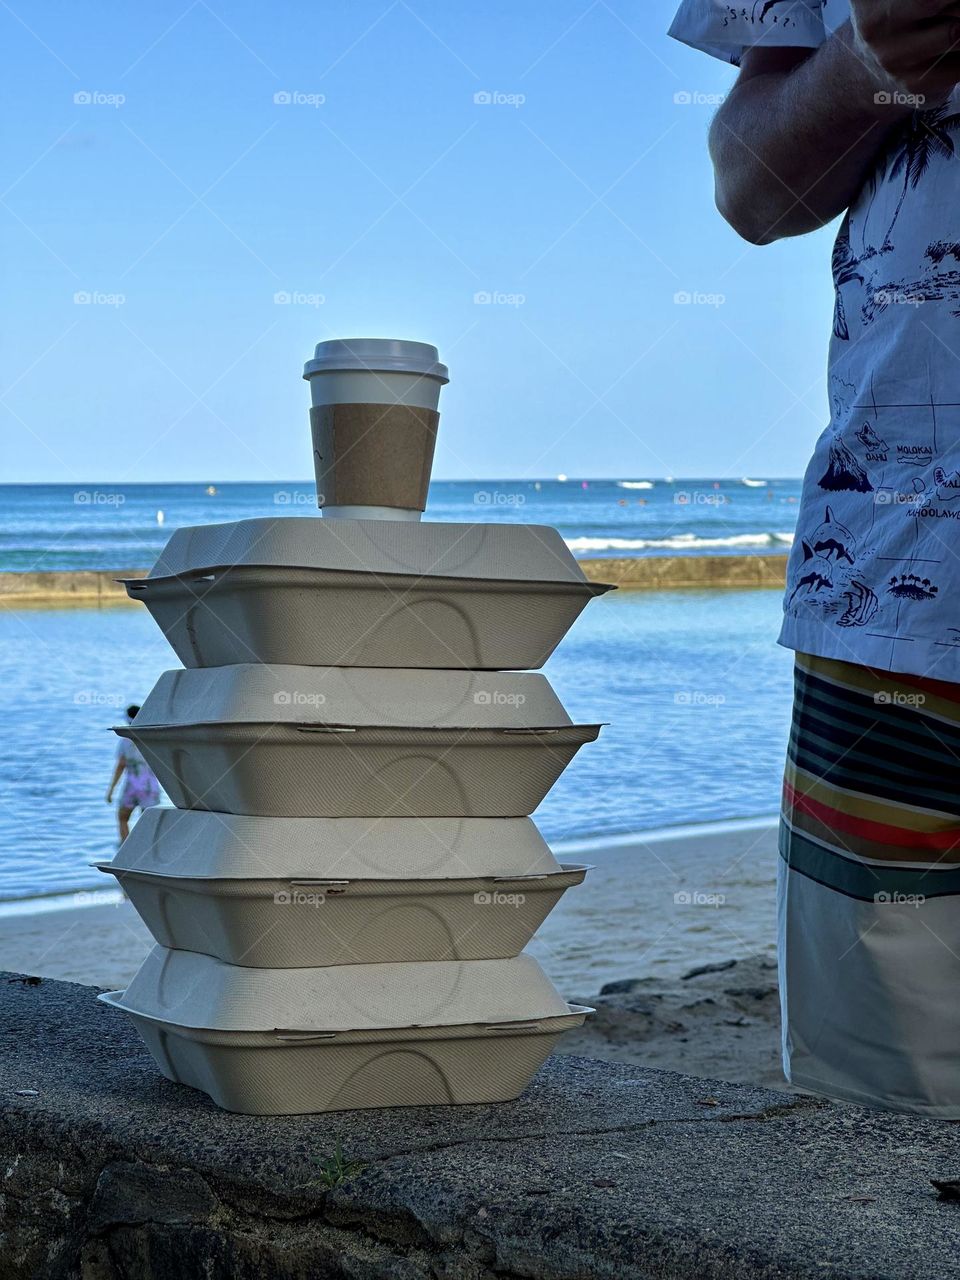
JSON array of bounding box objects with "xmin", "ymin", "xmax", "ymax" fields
[{"xmin": 670, "ymin": 0, "xmax": 960, "ymax": 680}]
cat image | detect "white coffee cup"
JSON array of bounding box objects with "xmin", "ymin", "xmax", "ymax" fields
[{"xmin": 303, "ymin": 338, "xmax": 449, "ymax": 520}]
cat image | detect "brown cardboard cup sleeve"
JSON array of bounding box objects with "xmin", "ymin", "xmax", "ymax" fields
[{"xmin": 311, "ymin": 403, "xmax": 440, "ymax": 511}]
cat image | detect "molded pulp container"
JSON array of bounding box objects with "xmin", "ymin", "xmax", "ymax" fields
[
  {"xmin": 120, "ymin": 517, "xmax": 613, "ymax": 670},
  {"xmin": 96, "ymin": 807, "xmax": 589, "ymax": 966},
  {"xmin": 99, "ymin": 946, "xmax": 592, "ymax": 1114},
  {"xmin": 115, "ymin": 665, "xmax": 602, "ymax": 817}
]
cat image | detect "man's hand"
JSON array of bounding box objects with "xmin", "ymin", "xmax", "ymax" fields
[{"xmin": 850, "ymin": 0, "xmax": 960, "ymax": 99}]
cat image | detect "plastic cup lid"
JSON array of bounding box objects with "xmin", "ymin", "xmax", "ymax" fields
[{"xmin": 303, "ymin": 338, "xmax": 449, "ymax": 383}]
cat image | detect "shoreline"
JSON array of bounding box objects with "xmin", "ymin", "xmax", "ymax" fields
[
  {"xmin": 0, "ymin": 816, "xmax": 781, "ymax": 1087},
  {"xmin": 0, "ymin": 554, "xmax": 789, "ymax": 607},
  {"xmin": 0, "ymin": 811, "xmax": 780, "ymax": 915}
]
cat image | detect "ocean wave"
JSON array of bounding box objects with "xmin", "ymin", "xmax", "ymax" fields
[
  {"xmin": 616, "ymin": 480, "xmax": 654, "ymax": 490},
  {"xmin": 565, "ymin": 532, "xmax": 795, "ymax": 553}
]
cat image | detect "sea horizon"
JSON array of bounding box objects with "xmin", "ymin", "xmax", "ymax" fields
[{"xmin": 0, "ymin": 477, "xmax": 802, "ymax": 572}]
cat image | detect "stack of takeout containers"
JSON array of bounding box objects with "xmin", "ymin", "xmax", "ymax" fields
[{"xmin": 99, "ymin": 338, "xmax": 612, "ymax": 1115}]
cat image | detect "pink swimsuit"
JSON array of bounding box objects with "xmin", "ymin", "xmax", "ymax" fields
[{"xmin": 117, "ymin": 738, "xmax": 161, "ymax": 811}]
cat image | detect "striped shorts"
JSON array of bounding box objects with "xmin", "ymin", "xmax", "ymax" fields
[{"xmin": 780, "ymin": 653, "xmax": 960, "ymax": 1116}]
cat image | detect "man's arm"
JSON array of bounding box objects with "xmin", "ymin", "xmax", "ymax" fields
[{"xmin": 710, "ymin": 6, "xmax": 960, "ymax": 245}]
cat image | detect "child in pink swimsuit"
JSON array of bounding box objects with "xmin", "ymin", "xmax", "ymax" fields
[{"xmin": 106, "ymin": 704, "xmax": 161, "ymax": 843}]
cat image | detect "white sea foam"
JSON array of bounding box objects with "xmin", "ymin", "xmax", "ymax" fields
[
  {"xmin": 616, "ymin": 480, "xmax": 655, "ymax": 490},
  {"xmin": 565, "ymin": 532, "xmax": 795, "ymax": 553}
]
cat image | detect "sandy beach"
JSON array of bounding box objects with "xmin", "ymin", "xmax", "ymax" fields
[{"xmin": 0, "ymin": 818, "xmax": 783, "ymax": 1088}]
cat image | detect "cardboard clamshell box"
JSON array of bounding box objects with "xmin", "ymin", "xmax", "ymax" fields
[
  {"xmin": 95, "ymin": 808, "xmax": 590, "ymax": 966},
  {"xmin": 99, "ymin": 946, "xmax": 592, "ymax": 1114},
  {"xmin": 120, "ymin": 517, "xmax": 614, "ymax": 670},
  {"xmin": 116, "ymin": 665, "xmax": 602, "ymax": 818}
]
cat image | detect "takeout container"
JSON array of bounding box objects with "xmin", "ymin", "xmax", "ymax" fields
[
  {"xmin": 115, "ymin": 665, "xmax": 602, "ymax": 818},
  {"xmin": 99, "ymin": 946, "xmax": 591, "ymax": 1114},
  {"xmin": 95, "ymin": 808, "xmax": 589, "ymax": 966},
  {"xmin": 121, "ymin": 517, "xmax": 613, "ymax": 670}
]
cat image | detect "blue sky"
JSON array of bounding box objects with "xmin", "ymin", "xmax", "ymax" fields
[{"xmin": 2, "ymin": 0, "xmax": 837, "ymax": 482}]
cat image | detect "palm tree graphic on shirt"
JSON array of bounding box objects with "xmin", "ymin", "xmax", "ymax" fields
[
  {"xmin": 881, "ymin": 105, "xmax": 960, "ymax": 251},
  {"xmin": 832, "ymin": 223, "xmax": 864, "ymax": 340},
  {"xmin": 834, "ymin": 104, "xmax": 960, "ymax": 336}
]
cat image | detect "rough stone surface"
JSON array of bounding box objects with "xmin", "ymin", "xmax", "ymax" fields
[
  {"xmin": 578, "ymin": 553, "xmax": 787, "ymax": 590},
  {"xmin": 5, "ymin": 972, "xmax": 960, "ymax": 1278},
  {"xmin": 0, "ymin": 571, "xmax": 145, "ymax": 608}
]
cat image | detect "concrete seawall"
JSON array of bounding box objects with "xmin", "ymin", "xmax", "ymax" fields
[
  {"xmin": 0, "ymin": 555, "xmax": 789, "ymax": 607},
  {"xmin": 0, "ymin": 570, "xmax": 147, "ymax": 608},
  {"xmin": 579, "ymin": 553, "xmax": 787, "ymax": 590},
  {"xmin": 5, "ymin": 971, "xmax": 960, "ymax": 1280}
]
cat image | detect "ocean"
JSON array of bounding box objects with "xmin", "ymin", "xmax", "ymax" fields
[
  {"xmin": 0, "ymin": 479, "xmax": 800, "ymax": 903},
  {"xmin": 0, "ymin": 478, "xmax": 800, "ymax": 571}
]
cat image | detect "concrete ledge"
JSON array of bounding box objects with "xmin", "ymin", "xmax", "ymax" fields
[
  {"xmin": 0, "ymin": 555, "xmax": 789, "ymax": 608},
  {"xmin": 3, "ymin": 972, "xmax": 960, "ymax": 1279},
  {"xmin": 579, "ymin": 553, "xmax": 787, "ymax": 590},
  {"xmin": 0, "ymin": 571, "xmax": 146, "ymax": 608}
]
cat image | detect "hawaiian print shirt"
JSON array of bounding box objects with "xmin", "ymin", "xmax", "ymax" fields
[{"xmin": 670, "ymin": 0, "xmax": 960, "ymax": 681}]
